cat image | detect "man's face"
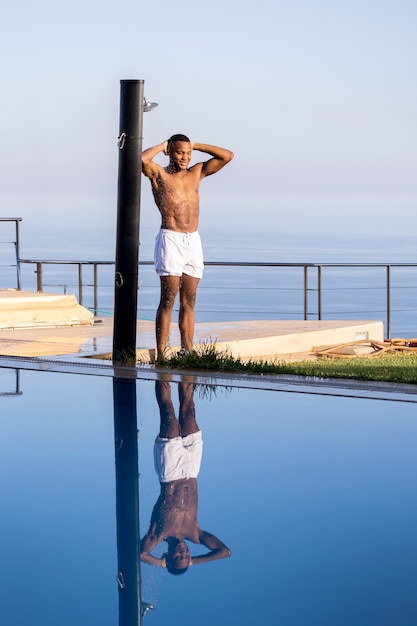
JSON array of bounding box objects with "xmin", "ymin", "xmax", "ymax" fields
[
  {"xmin": 168, "ymin": 540, "xmax": 191, "ymax": 569},
  {"xmin": 169, "ymin": 141, "xmax": 192, "ymax": 170}
]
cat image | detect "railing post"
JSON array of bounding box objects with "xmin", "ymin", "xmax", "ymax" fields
[
  {"xmin": 94, "ymin": 263, "xmax": 98, "ymax": 316},
  {"xmin": 78, "ymin": 263, "xmax": 83, "ymax": 305},
  {"xmin": 36, "ymin": 262, "xmax": 43, "ymax": 292},
  {"xmin": 317, "ymin": 266, "xmax": 322, "ymax": 320},
  {"xmin": 304, "ymin": 266, "xmax": 308, "ymax": 320},
  {"xmin": 15, "ymin": 219, "xmax": 21, "ymax": 290},
  {"xmin": 386, "ymin": 265, "xmax": 391, "ymax": 339}
]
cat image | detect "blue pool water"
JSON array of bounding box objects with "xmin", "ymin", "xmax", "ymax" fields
[{"xmin": 1, "ymin": 364, "xmax": 417, "ymax": 626}]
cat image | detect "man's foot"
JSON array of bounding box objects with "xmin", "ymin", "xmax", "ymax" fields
[
  {"xmin": 177, "ymin": 348, "xmax": 190, "ymax": 357},
  {"xmin": 155, "ymin": 349, "xmax": 168, "ymax": 364}
]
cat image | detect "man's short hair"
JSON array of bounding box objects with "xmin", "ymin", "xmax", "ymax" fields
[
  {"xmin": 168, "ymin": 133, "xmax": 190, "ymax": 145},
  {"xmin": 165, "ymin": 554, "xmax": 189, "ymax": 575},
  {"xmin": 166, "ymin": 561, "xmax": 188, "ymax": 575}
]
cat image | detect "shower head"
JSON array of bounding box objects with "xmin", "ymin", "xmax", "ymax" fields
[
  {"xmin": 142, "ymin": 602, "xmax": 156, "ymax": 617},
  {"xmin": 143, "ymin": 97, "xmax": 158, "ymax": 112}
]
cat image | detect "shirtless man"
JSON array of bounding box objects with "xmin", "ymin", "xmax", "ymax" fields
[
  {"xmin": 142, "ymin": 135, "xmax": 234, "ymax": 360},
  {"xmin": 140, "ymin": 380, "xmax": 231, "ymax": 575}
]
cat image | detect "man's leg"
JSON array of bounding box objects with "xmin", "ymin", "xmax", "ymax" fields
[
  {"xmin": 178, "ymin": 274, "xmax": 200, "ymax": 351},
  {"xmin": 155, "ymin": 381, "xmax": 179, "ymax": 439},
  {"xmin": 178, "ymin": 382, "xmax": 199, "ymax": 436},
  {"xmin": 156, "ymin": 275, "xmax": 180, "ymax": 360}
]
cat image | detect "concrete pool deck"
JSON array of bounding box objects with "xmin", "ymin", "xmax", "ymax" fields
[
  {"xmin": 0, "ymin": 314, "xmax": 385, "ymax": 361},
  {"xmin": 0, "ymin": 289, "xmax": 385, "ymax": 360}
]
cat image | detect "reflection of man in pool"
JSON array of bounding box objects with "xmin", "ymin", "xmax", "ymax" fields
[{"xmin": 140, "ymin": 381, "xmax": 231, "ymax": 575}]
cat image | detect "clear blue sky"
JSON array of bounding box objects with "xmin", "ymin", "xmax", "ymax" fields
[{"xmin": 1, "ymin": 0, "xmax": 416, "ymax": 254}]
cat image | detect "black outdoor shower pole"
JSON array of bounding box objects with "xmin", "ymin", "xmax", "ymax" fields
[{"xmin": 113, "ymin": 79, "xmax": 144, "ymax": 362}]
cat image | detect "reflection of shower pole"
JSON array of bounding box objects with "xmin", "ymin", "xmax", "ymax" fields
[{"xmin": 113, "ymin": 377, "xmax": 142, "ymax": 626}]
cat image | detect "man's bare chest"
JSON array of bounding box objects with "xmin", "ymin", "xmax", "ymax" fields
[{"xmin": 158, "ymin": 172, "xmax": 199, "ymax": 198}]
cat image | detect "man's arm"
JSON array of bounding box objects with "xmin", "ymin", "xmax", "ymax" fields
[
  {"xmin": 190, "ymin": 530, "xmax": 232, "ymax": 566},
  {"xmin": 140, "ymin": 530, "xmax": 166, "ymax": 567},
  {"xmin": 191, "ymin": 142, "xmax": 234, "ymax": 178},
  {"xmin": 141, "ymin": 141, "xmax": 168, "ymax": 180}
]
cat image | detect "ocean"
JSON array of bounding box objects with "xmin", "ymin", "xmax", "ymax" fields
[{"xmin": 1, "ymin": 215, "xmax": 416, "ymax": 339}]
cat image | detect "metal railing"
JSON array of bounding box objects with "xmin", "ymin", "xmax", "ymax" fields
[
  {"xmin": 19, "ymin": 259, "xmax": 116, "ymax": 315},
  {"xmin": 0, "ymin": 218, "xmax": 22, "ymax": 289},
  {"xmin": 312, "ymin": 262, "xmax": 417, "ymax": 339},
  {"xmin": 0, "ymin": 369, "xmax": 22, "ymax": 396},
  {"xmin": 13, "ymin": 258, "xmax": 417, "ymax": 338}
]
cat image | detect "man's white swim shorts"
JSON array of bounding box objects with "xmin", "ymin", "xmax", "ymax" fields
[
  {"xmin": 154, "ymin": 229, "xmax": 204, "ymax": 279},
  {"xmin": 153, "ymin": 430, "xmax": 203, "ymax": 483}
]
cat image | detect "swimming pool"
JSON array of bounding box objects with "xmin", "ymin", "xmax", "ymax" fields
[{"xmin": 1, "ymin": 364, "xmax": 416, "ymax": 626}]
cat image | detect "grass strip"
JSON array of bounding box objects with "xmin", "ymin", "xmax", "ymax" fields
[{"xmin": 155, "ymin": 342, "xmax": 417, "ymax": 385}]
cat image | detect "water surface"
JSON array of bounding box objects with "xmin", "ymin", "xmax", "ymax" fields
[{"xmin": 1, "ymin": 366, "xmax": 417, "ymax": 625}]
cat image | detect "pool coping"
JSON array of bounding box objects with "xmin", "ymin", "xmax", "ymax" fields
[{"xmin": 1, "ymin": 353, "xmax": 416, "ymax": 404}]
